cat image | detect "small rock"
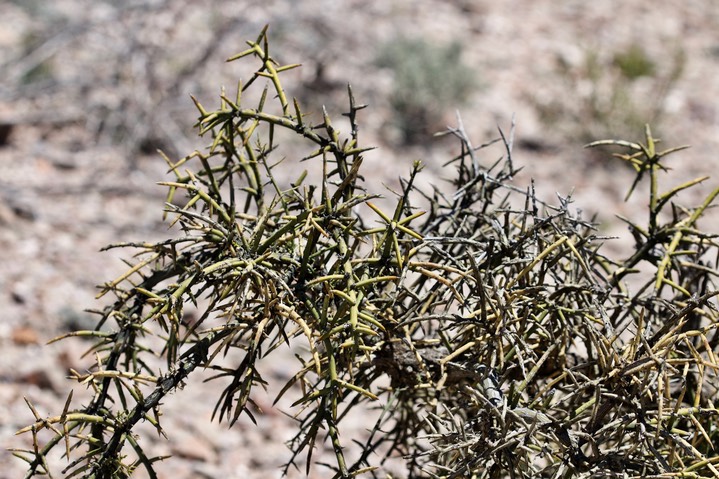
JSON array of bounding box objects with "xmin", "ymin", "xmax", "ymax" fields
[
  {"xmin": 11, "ymin": 326, "xmax": 39, "ymax": 345},
  {"xmin": 170, "ymin": 430, "xmax": 217, "ymax": 463},
  {"xmin": 18, "ymin": 369, "xmax": 55, "ymax": 391},
  {"xmin": 0, "ymin": 122, "xmax": 13, "ymax": 146}
]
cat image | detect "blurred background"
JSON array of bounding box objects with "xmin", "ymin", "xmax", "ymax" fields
[{"xmin": 1, "ymin": 1, "xmax": 718, "ymax": 477}]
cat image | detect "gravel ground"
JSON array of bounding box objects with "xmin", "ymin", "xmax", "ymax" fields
[{"xmin": 1, "ymin": 1, "xmax": 718, "ymax": 477}]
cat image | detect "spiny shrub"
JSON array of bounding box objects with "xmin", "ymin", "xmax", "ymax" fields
[{"xmin": 13, "ymin": 27, "xmax": 719, "ymax": 479}]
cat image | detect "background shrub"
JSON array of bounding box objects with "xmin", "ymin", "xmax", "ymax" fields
[
  {"xmin": 534, "ymin": 42, "xmax": 685, "ymax": 147},
  {"xmin": 375, "ymin": 36, "xmax": 476, "ymax": 144}
]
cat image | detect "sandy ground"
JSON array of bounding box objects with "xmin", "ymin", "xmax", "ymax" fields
[{"xmin": 1, "ymin": 1, "xmax": 718, "ymax": 477}]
